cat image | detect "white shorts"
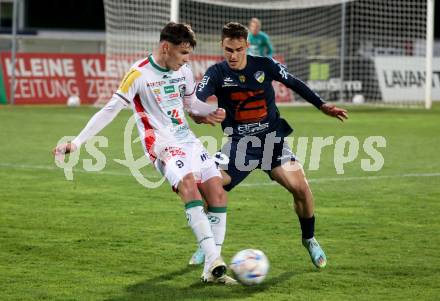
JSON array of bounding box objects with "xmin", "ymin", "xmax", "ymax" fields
[{"xmin": 153, "ymin": 142, "xmax": 221, "ymax": 191}]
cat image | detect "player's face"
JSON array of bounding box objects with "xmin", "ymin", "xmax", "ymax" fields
[
  {"xmin": 222, "ymin": 37, "xmax": 249, "ymax": 70},
  {"xmin": 164, "ymin": 42, "xmax": 193, "ymax": 71},
  {"xmin": 249, "ymin": 21, "xmax": 260, "ymax": 35}
]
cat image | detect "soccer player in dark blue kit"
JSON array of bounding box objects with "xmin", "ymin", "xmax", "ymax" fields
[{"xmin": 189, "ymin": 22, "xmax": 348, "ymax": 269}]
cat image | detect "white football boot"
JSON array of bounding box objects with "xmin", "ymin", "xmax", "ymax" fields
[{"xmin": 200, "ymin": 257, "xmax": 237, "ymax": 285}]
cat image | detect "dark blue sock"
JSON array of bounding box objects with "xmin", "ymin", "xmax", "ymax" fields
[{"xmin": 299, "ymin": 215, "xmax": 315, "ymax": 239}]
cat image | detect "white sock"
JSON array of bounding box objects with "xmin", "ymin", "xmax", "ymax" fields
[
  {"xmin": 207, "ymin": 208, "xmax": 227, "ymax": 254},
  {"xmin": 185, "ymin": 201, "xmax": 219, "ymax": 273}
]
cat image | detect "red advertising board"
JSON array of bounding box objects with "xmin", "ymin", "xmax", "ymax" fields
[
  {"xmin": 0, "ymin": 53, "xmax": 128, "ymax": 104},
  {"xmin": 0, "ymin": 52, "xmax": 293, "ymax": 105}
]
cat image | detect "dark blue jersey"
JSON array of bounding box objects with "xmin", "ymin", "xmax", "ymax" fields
[{"xmin": 196, "ymin": 55, "xmax": 325, "ymax": 138}]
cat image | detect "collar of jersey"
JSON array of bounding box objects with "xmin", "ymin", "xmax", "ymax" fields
[{"xmin": 148, "ymin": 54, "xmax": 170, "ymax": 73}]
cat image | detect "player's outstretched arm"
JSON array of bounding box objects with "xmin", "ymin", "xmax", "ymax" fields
[
  {"xmin": 320, "ymin": 103, "xmax": 348, "ymax": 122},
  {"xmin": 52, "ymin": 97, "xmax": 127, "ymax": 157},
  {"xmin": 189, "ymin": 108, "xmax": 226, "ymax": 126},
  {"xmin": 184, "ymin": 94, "xmax": 225, "ymax": 126},
  {"xmin": 270, "ymin": 58, "xmax": 347, "ymax": 122}
]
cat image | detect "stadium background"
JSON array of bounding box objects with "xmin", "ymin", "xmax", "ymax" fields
[
  {"xmin": 1, "ymin": 1, "xmax": 440, "ymax": 300},
  {"xmin": 0, "ymin": 0, "xmax": 439, "ymax": 105}
]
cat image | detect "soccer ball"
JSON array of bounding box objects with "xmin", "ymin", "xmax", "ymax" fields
[
  {"xmin": 67, "ymin": 95, "xmax": 81, "ymax": 107},
  {"xmin": 352, "ymin": 94, "xmax": 365, "ymax": 104},
  {"xmin": 230, "ymin": 249, "xmax": 269, "ymax": 285}
]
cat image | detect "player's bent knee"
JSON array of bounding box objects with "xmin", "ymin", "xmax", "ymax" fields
[
  {"xmin": 291, "ymin": 182, "xmax": 312, "ymax": 202},
  {"xmin": 206, "ymin": 182, "xmax": 227, "ymax": 207},
  {"xmin": 292, "ymin": 186, "xmax": 307, "ymax": 200}
]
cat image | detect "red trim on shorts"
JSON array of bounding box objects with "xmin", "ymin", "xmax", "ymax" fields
[{"xmin": 133, "ymin": 95, "xmax": 156, "ymax": 161}]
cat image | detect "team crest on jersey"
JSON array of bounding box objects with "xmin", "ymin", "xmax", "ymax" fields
[
  {"xmin": 239, "ymin": 75, "xmax": 246, "ymax": 83},
  {"xmin": 178, "ymin": 84, "xmax": 186, "ymax": 98},
  {"xmin": 254, "ymin": 71, "xmax": 265, "ymax": 83}
]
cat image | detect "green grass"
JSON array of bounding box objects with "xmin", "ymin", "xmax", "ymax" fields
[{"xmin": 1, "ymin": 104, "xmax": 440, "ymax": 301}]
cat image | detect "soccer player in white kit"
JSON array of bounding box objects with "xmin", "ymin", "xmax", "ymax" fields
[{"xmin": 52, "ymin": 23, "xmax": 236, "ymax": 285}]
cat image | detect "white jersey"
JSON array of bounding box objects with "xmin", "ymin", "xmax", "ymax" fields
[{"xmin": 114, "ymin": 55, "xmax": 198, "ymax": 161}]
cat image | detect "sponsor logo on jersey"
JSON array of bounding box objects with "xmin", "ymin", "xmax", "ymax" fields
[
  {"xmin": 200, "ymin": 151, "xmax": 210, "ymax": 162},
  {"xmin": 222, "ymin": 77, "xmax": 238, "ymax": 87},
  {"xmin": 277, "ymin": 63, "xmax": 289, "ymax": 79},
  {"xmin": 153, "ymin": 88, "xmax": 161, "ymax": 94},
  {"xmin": 237, "ymin": 121, "xmax": 270, "ymax": 135},
  {"xmin": 254, "ymin": 71, "xmax": 265, "ymax": 83},
  {"xmin": 168, "ymin": 92, "xmax": 179, "ymax": 99},
  {"xmin": 173, "ymin": 124, "xmax": 190, "ymax": 139},
  {"xmin": 160, "ymin": 146, "xmax": 187, "ymax": 165},
  {"xmin": 146, "ymin": 80, "xmax": 166, "ymax": 87},
  {"xmin": 159, "ymin": 99, "xmax": 180, "ymax": 110},
  {"xmin": 169, "ymin": 77, "xmax": 185, "ymax": 84},
  {"xmin": 164, "ymin": 85, "xmax": 176, "ymax": 94},
  {"xmin": 239, "ymin": 75, "xmax": 246, "ymax": 83},
  {"xmin": 198, "ymin": 75, "xmax": 210, "ymax": 92},
  {"xmin": 162, "ymin": 74, "xmax": 171, "ymax": 79},
  {"xmin": 176, "ymin": 160, "xmax": 184, "ymax": 168},
  {"xmin": 167, "ymin": 109, "xmax": 183, "ymax": 125}
]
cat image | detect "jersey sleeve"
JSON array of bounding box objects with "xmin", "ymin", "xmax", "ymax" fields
[
  {"xmin": 114, "ymin": 68, "xmax": 142, "ymax": 105},
  {"xmin": 181, "ymin": 64, "xmax": 197, "ymax": 97},
  {"xmin": 181, "ymin": 64, "xmax": 217, "ymax": 116},
  {"xmin": 268, "ymin": 58, "xmax": 325, "ymax": 109},
  {"xmin": 195, "ymin": 65, "xmax": 219, "ymax": 102},
  {"xmin": 71, "ymin": 97, "xmax": 126, "ymax": 147}
]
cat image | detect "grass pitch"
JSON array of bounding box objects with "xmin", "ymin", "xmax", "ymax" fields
[{"xmin": 1, "ymin": 104, "xmax": 439, "ymax": 301}]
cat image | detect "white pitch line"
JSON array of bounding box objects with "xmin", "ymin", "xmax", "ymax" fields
[
  {"xmin": 1, "ymin": 162, "xmax": 439, "ymax": 185},
  {"xmin": 0, "ymin": 162, "xmax": 162, "ymax": 178},
  {"xmin": 240, "ymin": 172, "xmax": 440, "ymax": 187}
]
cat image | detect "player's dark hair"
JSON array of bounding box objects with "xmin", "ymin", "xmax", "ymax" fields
[
  {"xmin": 160, "ymin": 22, "xmax": 197, "ymax": 48},
  {"xmin": 222, "ymin": 22, "xmax": 248, "ymax": 41}
]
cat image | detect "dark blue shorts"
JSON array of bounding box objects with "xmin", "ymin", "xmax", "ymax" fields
[{"xmin": 217, "ymin": 134, "xmax": 296, "ymax": 191}]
